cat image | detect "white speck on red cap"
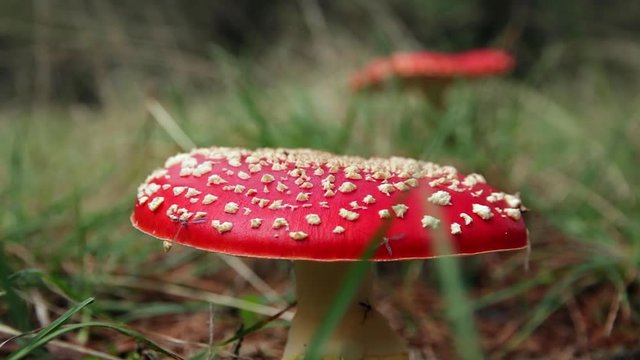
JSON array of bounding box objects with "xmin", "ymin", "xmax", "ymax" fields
[
  {"xmin": 296, "ymin": 192, "xmax": 310, "ymax": 202},
  {"xmin": 505, "ymin": 194, "xmax": 522, "ymax": 208},
  {"xmin": 428, "ymin": 190, "xmax": 452, "ymax": 205},
  {"xmin": 147, "ymin": 197, "xmax": 164, "ymax": 211},
  {"xmin": 378, "ymin": 209, "xmax": 391, "ymax": 219},
  {"xmin": 272, "ymin": 218, "xmax": 289, "ymax": 229},
  {"xmin": 338, "ymin": 182, "xmax": 357, "ymax": 193},
  {"xmin": 460, "ymin": 213, "xmax": 473, "ymax": 225},
  {"xmin": 224, "ymin": 202, "xmax": 240, "ymax": 214},
  {"xmin": 289, "ymin": 231, "xmax": 308, "ymax": 240},
  {"xmin": 207, "ymin": 174, "xmax": 227, "ymax": 185},
  {"xmin": 211, "ymin": 220, "xmax": 233, "ymax": 233},
  {"xmin": 504, "ymin": 208, "xmax": 522, "ymax": 220},
  {"xmin": 306, "ymin": 214, "xmax": 321, "ymax": 225},
  {"xmin": 391, "ymin": 204, "xmax": 408, "ymax": 218},
  {"xmin": 378, "ymin": 184, "xmax": 396, "ymax": 196},
  {"xmin": 185, "ymin": 188, "xmax": 201, "ymax": 198},
  {"xmin": 486, "ymin": 192, "xmax": 505, "ymax": 203},
  {"xmin": 421, "ymin": 215, "xmax": 440, "ymax": 229},
  {"xmin": 250, "ymin": 218, "xmax": 263, "ymax": 228},
  {"xmin": 261, "ymin": 174, "xmax": 275, "ymax": 183},
  {"xmin": 472, "ymin": 204, "xmax": 493, "ymax": 220},
  {"xmin": 339, "ymin": 208, "xmax": 359, "ymax": 221}
]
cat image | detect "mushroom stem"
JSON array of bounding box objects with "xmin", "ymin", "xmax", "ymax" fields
[{"xmin": 283, "ymin": 261, "xmax": 408, "ymax": 360}]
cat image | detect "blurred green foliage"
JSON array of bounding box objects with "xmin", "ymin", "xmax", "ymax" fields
[
  {"xmin": 1, "ymin": 0, "xmax": 640, "ymax": 106},
  {"xmin": 0, "ymin": 1, "xmax": 639, "ymax": 358}
]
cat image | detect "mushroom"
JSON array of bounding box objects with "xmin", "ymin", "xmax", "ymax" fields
[
  {"xmin": 349, "ymin": 48, "xmax": 515, "ymax": 106},
  {"xmin": 131, "ymin": 147, "xmax": 528, "ymax": 359}
]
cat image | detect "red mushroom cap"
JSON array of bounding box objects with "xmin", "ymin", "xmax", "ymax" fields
[
  {"xmin": 132, "ymin": 147, "xmax": 528, "ymax": 261},
  {"xmin": 350, "ymin": 49, "xmax": 515, "ymax": 91}
]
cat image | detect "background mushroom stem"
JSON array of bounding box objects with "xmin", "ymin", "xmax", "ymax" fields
[
  {"xmin": 283, "ymin": 261, "xmax": 408, "ymax": 360},
  {"xmin": 412, "ymin": 77, "xmax": 452, "ymax": 109}
]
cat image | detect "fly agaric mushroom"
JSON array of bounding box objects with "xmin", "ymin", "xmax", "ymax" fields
[
  {"xmin": 350, "ymin": 49, "xmax": 515, "ymax": 106},
  {"xmin": 131, "ymin": 147, "xmax": 528, "ymax": 359}
]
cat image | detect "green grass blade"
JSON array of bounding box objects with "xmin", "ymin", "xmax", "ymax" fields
[
  {"xmin": 219, "ymin": 302, "xmax": 296, "ymax": 346},
  {"xmin": 237, "ymin": 85, "xmax": 274, "ymax": 147},
  {"xmin": 6, "ymin": 297, "xmax": 95, "ymax": 360},
  {"xmin": 9, "ymin": 268, "xmax": 83, "ymax": 302},
  {"xmin": 473, "ymin": 273, "xmax": 553, "ymax": 310},
  {"xmin": 302, "ymin": 260, "xmax": 371, "ymax": 360},
  {"xmin": 418, "ymin": 95, "xmax": 471, "ymax": 159},
  {"xmin": 2, "ymin": 120, "xmax": 30, "ymax": 330},
  {"xmin": 7, "ymin": 320, "xmax": 184, "ymax": 360},
  {"xmin": 303, "ymin": 210, "xmax": 399, "ymax": 360},
  {"xmin": 333, "ymin": 98, "xmax": 359, "ymax": 152},
  {"xmin": 146, "ymin": 98, "xmax": 196, "ymax": 151},
  {"xmin": 434, "ymin": 255, "xmax": 482, "ymax": 360},
  {"xmin": 0, "ymin": 246, "xmax": 29, "ymax": 331},
  {"xmin": 495, "ymin": 260, "xmax": 613, "ymax": 357},
  {"xmin": 431, "ymin": 216, "xmax": 482, "ymax": 360}
]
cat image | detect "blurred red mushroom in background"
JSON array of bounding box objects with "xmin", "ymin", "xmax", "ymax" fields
[{"xmin": 350, "ymin": 49, "xmax": 515, "ymax": 107}]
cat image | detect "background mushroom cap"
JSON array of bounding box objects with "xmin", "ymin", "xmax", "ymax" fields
[
  {"xmin": 350, "ymin": 48, "xmax": 515, "ymax": 91},
  {"xmin": 132, "ymin": 147, "xmax": 528, "ymax": 261}
]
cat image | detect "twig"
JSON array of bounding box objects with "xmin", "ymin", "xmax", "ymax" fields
[
  {"xmin": 603, "ymin": 291, "xmax": 621, "ymax": 337},
  {"xmin": 219, "ymin": 255, "xmax": 285, "ymax": 305},
  {"xmin": 524, "ymin": 238, "xmax": 531, "ymax": 272},
  {"xmin": 565, "ymin": 293, "xmax": 590, "ymax": 355},
  {"xmin": 30, "ymin": 289, "xmax": 51, "ymax": 327},
  {"xmin": 542, "ymin": 169, "xmax": 630, "ymax": 228},
  {"xmin": 146, "ymin": 98, "xmax": 196, "ymax": 150},
  {"xmin": 103, "ymin": 275, "xmax": 294, "ymax": 321},
  {"xmin": 207, "ymin": 303, "xmax": 215, "ymax": 360},
  {"xmin": 219, "ymin": 301, "xmax": 296, "ymax": 346},
  {"xmin": 232, "ymin": 323, "xmax": 244, "ymax": 357}
]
